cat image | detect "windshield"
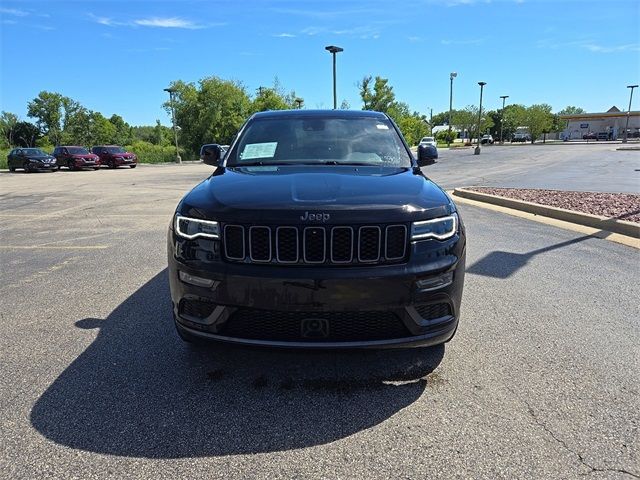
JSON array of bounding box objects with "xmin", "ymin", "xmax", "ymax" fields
[
  {"xmin": 67, "ymin": 147, "xmax": 89, "ymax": 154},
  {"xmin": 226, "ymin": 116, "xmax": 412, "ymax": 167},
  {"xmin": 23, "ymin": 148, "xmax": 46, "ymax": 156},
  {"xmin": 106, "ymin": 146, "xmax": 127, "ymax": 154},
  {"xmin": 422, "ymin": 137, "xmax": 434, "ymax": 142}
]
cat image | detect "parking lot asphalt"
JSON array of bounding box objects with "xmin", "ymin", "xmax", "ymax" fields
[
  {"xmin": 424, "ymin": 142, "xmax": 640, "ymax": 193},
  {"xmin": 1, "ymin": 156, "xmax": 639, "ymax": 479}
]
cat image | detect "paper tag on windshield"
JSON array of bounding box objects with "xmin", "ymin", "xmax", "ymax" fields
[
  {"xmin": 241, "ymin": 142, "xmax": 277, "ymax": 159},
  {"xmin": 376, "ymin": 124, "xmax": 389, "ymax": 130}
]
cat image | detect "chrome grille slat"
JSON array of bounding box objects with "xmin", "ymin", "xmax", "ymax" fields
[{"xmin": 223, "ymin": 224, "xmax": 406, "ymax": 265}]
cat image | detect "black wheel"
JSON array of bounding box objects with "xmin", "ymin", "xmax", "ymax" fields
[
  {"xmin": 67, "ymin": 160, "xmax": 75, "ymax": 171},
  {"xmin": 109, "ymin": 160, "xmax": 116, "ymax": 169},
  {"xmin": 23, "ymin": 161, "xmax": 31, "ymax": 173},
  {"xmin": 129, "ymin": 164, "xmax": 137, "ymax": 169},
  {"xmin": 93, "ymin": 167, "xmax": 100, "ymax": 171},
  {"xmin": 9, "ymin": 166, "xmax": 15, "ymax": 172}
]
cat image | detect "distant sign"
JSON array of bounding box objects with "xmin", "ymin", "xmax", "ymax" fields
[{"xmin": 580, "ymin": 123, "xmax": 589, "ymax": 128}]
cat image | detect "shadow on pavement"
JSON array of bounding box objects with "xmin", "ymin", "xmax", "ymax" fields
[
  {"xmin": 467, "ymin": 234, "xmax": 595, "ymax": 279},
  {"xmin": 31, "ymin": 269, "xmax": 444, "ymax": 458}
]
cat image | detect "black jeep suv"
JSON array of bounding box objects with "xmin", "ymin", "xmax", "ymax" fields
[{"xmin": 168, "ymin": 110, "xmax": 466, "ymax": 348}]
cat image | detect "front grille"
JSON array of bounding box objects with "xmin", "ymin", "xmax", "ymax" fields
[
  {"xmin": 223, "ymin": 224, "xmax": 408, "ymax": 266},
  {"xmin": 219, "ymin": 309, "xmax": 411, "ymax": 342},
  {"xmin": 179, "ymin": 299, "xmax": 217, "ymax": 319},
  {"xmin": 415, "ymin": 303, "xmax": 451, "ymax": 320}
]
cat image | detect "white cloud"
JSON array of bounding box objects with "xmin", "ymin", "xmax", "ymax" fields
[
  {"xmin": 441, "ymin": 38, "xmax": 485, "ymax": 45},
  {"xmin": 0, "ymin": 7, "xmax": 29, "ymax": 17},
  {"xmin": 274, "ymin": 33, "xmax": 296, "ymax": 38},
  {"xmin": 582, "ymin": 43, "xmax": 640, "ymax": 53},
  {"xmin": 134, "ymin": 17, "xmax": 203, "ymax": 29}
]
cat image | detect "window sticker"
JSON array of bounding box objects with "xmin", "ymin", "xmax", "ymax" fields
[
  {"xmin": 376, "ymin": 124, "xmax": 389, "ymax": 130},
  {"xmin": 241, "ymin": 142, "xmax": 278, "ymax": 159}
]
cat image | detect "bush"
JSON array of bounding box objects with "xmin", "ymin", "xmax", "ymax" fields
[
  {"xmin": 125, "ymin": 141, "xmax": 192, "ymax": 164},
  {"xmin": 436, "ymin": 130, "xmax": 457, "ymax": 144},
  {"xmin": 0, "ymin": 148, "xmax": 9, "ymax": 169}
]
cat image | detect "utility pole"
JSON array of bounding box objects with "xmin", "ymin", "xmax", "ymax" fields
[
  {"xmin": 448, "ymin": 72, "xmax": 457, "ymax": 145},
  {"xmin": 623, "ymin": 84, "xmax": 638, "ymax": 143},
  {"xmin": 164, "ymin": 87, "xmax": 181, "ymax": 163},
  {"xmin": 474, "ymin": 82, "xmax": 486, "ymax": 155},
  {"xmin": 499, "ymin": 95, "xmax": 509, "ymax": 144}
]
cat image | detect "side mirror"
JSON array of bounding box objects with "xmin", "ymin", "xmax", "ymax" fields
[
  {"xmin": 417, "ymin": 144, "xmax": 438, "ymax": 167},
  {"xmin": 200, "ymin": 143, "xmax": 222, "ymax": 166}
]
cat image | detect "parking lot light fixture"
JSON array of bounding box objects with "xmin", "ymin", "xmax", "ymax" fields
[
  {"xmin": 499, "ymin": 95, "xmax": 509, "ymax": 144},
  {"xmin": 474, "ymin": 82, "xmax": 486, "ymax": 155},
  {"xmin": 325, "ymin": 45, "xmax": 343, "ymax": 110},
  {"xmin": 295, "ymin": 98, "xmax": 304, "ymax": 109},
  {"xmin": 164, "ymin": 87, "xmax": 182, "ymax": 163},
  {"xmin": 448, "ymin": 72, "xmax": 457, "ymax": 144},
  {"xmin": 623, "ymin": 84, "xmax": 638, "ymax": 143}
]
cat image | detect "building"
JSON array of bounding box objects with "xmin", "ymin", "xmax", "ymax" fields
[{"xmin": 560, "ymin": 106, "xmax": 640, "ymax": 140}]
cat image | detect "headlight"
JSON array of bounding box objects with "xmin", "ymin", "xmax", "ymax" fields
[
  {"xmin": 411, "ymin": 213, "xmax": 458, "ymax": 241},
  {"xmin": 175, "ymin": 215, "xmax": 220, "ymax": 240}
]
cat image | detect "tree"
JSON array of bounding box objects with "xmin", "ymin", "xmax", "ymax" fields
[
  {"xmin": 109, "ymin": 114, "xmax": 132, "ymax": 145},
  {"xmin": 429, "ymin": 111, "xmax": 450, "ymax": 128},
  {"xmin": 502, "ymin": 104, "xmax": 527, "ymax": 141},
  {"xmin": 557, "ymin": 106, "xmax": 586, "ymax": 116},
  {"xmin": 358, "ymin": 75, "xmax": 396, "ymax": 112},
  {"xmin": 0, "ymin": 111, "xmax": 19, "ymax": 147},
  {"xmin": 27, "ymin": 91, "xmax": 65, "ymax": 145},
  {"xmin": 164, "ymin": 76, "xmax": 252, "ymax": 154},
  {"xmin": 521, "ymin": 104, "xmax": 554, "ymax": 143},
  {"xmin": 339, "ymin": 99, "xmax": 350, "ymax": 110},
  {"xmin": 252, "ymin": 87, "xmax": 291, "ymax": 112},
  {"xmin": 12, "ymin": 121, "xmax": 41, "ymax": 147}
]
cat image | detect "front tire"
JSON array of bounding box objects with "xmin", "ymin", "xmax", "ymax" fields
[
  {"xmin": 67, "ymin": 160, "xmax": 76, "ymax": 171},
  {"xmin": 23, "ymin": 162, "xmax": 31, "ymax": 173},
  {"xmin": 109, "ymin": 160, "xmax": 116, "ymax": 169},
  {"xmin": 129, "ymin": 164, "xmax": 136, "ymax": 169}
]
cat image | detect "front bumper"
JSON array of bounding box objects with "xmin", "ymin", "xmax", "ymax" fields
[
  {"xmin": 168, "ymin": 227, "xmax": 466, "ymax": 348},
  {"xmin": 114, "ymin": 157, "xmax": 136, "ymax": 166}
]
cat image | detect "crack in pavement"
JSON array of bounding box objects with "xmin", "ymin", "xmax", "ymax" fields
[{"xmin": 522, "ymin": 398, "xmax": 639, "ymax": 478}]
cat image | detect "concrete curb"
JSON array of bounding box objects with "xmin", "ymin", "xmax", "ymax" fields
[{"xmin": 452, "ymin": 188, "xmax": 640, "ymax": 239}]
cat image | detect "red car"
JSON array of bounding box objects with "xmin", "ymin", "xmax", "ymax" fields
[
  {"xmin": 52, "ymin": 146, "xmax": 100, "ymax": 170},
  {"xmin": 92, "ymin": 145, "xmax": 137, "ymax": 169}
]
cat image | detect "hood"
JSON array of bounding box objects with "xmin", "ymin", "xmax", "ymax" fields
[
  {"xmin": 179, "ymin": 166, "xmax": 453, "ymax": 224},
  {"xmin": 72, "ymin": 154, "xmax": 98, "ymax": 159},
  {"xmin": 28, "ymin": 155, "xmax": 55, "ymax": 161}
]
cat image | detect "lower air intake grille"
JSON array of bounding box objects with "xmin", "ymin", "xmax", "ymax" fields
[
  {"xmin": 415, "ymin": 303, "xmax": 452, "ymax": 320},
  {"xmin": 219, "ymin": 309, "xmax": 412, "ymax": 342}
]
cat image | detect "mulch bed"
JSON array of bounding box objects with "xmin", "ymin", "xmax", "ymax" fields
[{"xmin": 466, "ymin": 187, "xmax": 640, "ymax": 223}]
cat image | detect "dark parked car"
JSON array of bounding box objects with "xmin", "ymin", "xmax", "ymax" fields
[
  {"xmin": 582, "ymin": 132, "xmax": 597, "ymax": 140},
  {"xmin": 91, "ymin": 145, "xmax": 137, "ymax": 168},
  {"xmin": 168, "ymin": 110, "xmax": 465, "ymax": 348},
  {"xmin": 52, "ymin": 146, "xmax": 100, "ymax": 170},
  {"xmin": 7, "ymin": 148, "xmax": 58, "ymax": 172}
]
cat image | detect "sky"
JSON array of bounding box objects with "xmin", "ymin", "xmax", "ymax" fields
[{"xmin": 1, "ymin": 0, "xmax": 639, "ymax": 127}]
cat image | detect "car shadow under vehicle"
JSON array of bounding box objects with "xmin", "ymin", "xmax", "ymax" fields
[{"xmin": 30, "ymin": 269, "xmax": 444, "ymax": 458}]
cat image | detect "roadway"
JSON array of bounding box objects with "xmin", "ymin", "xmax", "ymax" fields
[{"xmin": 0, "ymin": 156, "xmax": 638, "ymax": 478}]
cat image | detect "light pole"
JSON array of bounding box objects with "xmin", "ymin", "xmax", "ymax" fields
[
  {"xmin": 325, "ymin": 45, "xmax": 343, "ymax": 110},
  {"xmin": 295, "ymin": 98, "xmax": 304, "ymax": 109},
  {"xmin": 499, "ymin": 95, "xmax": 509, "ymax": 144},
  {"xmin": 623, "ymin": 84, "xmax": 638, "ymax": 143},
  {"xmin": 448, "ymin": 72, "xmax": 457, "ymax": 144},
  {"xmin": 164, "ymin": 87, "xmax": 181, "ymax": 163},
  {"xmin": 474, "ymin": 81, "xmax": 486, "ymax": 155}
]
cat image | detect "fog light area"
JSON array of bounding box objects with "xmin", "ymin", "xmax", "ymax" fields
[
  {"xmin": 179, "ymin": 271, "xmax": 215, "ymax": 288},
  {"xmin": 415, "ymin": 272, "xmax": 453, "ymax": 292}
]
